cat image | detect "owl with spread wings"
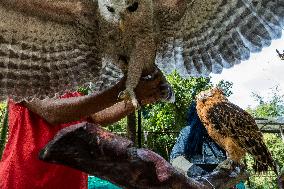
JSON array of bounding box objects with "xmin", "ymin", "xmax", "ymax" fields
[
  {"xmin": 196, "ymin": 88, "xmax": 278, "ymax": 174},
  {"xmin": 0, "ymin": 0, "xmax": 283, "ymax": 105}
]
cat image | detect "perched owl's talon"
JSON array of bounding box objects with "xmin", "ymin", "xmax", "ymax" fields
[
  {"xmin": 216, "ymin": 159, "xmax": 235, "ymax": 171},
  {"xmin": 118, "ymin": 89, "xmax": 140, "ymax": 109}
]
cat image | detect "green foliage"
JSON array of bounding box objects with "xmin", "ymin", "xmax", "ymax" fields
[
  {"xmin": 264, "ymin": 134, "xmax": 284, "ymax": 167},
  {"xmin": 217, "ymin": 80, "xmax": 233, "ymax": 97},
  {"xmin": 77, "ymin": 85, "xmax": 91, "ymax": 95},
  {"xmin": 144, "ymin": 72, "xmax": 211, "ymax": 127},
  {"xmin": 247, "ymin": 86, "xmax": 284, "ymax": 118},
  {"xmin": 0, "ymin": 102, "xmax": 8, "ymax": 160},
  {"xmin": 107, "ymin": 118, "xmax": 127, "ymax": 133}
]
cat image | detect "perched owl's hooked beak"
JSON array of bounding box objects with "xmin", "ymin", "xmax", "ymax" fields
[{"xmin": 119, "ymin": 19, "xmax": 125, "ymax": 32}]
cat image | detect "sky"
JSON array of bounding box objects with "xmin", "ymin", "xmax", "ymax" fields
[{"xmin": 210, "ymin": 32, "xmax": 284, "ymax": 109}]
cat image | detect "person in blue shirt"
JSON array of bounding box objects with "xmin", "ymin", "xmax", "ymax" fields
[{"xmin": 170, "ymin": 101, "xmax": 245, "ymax": 189}]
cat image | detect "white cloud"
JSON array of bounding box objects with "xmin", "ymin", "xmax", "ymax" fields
[{"xmin": 211, "ymin": 33, "xmax": 284, "ymax": 109}]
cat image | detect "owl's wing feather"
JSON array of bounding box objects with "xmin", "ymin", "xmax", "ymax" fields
[
  {"xmin": 90, "ymin": 62, "xmax": 124, "ymax": 93},
  {"xmin": 156, "ymin": 0, "xmax": 284, "ymax": 77},
  {"xmin": 0, "ymin": 1, "xmax": 113, "ymax": 102},
  {"xmin": 207, "ymin": 101, "xmax": 276, "ymax": 171},
  {"xmin": 207, "ymin": 101, "xmax": 261, "ymax": 141}
]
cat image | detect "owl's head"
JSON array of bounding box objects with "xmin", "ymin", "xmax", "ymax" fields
[
  {"xmin": 196, "ymin": 88, "xmax": 227, "ymax": 103},
  {"xmin": 98, "ymin": 0, "xmax": 150, "ymax": 31}
]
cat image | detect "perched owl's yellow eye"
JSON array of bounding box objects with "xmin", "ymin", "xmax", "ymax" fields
[{"xmin": 127, "ymin": 2, "xmax": 138, "ymax": 12}]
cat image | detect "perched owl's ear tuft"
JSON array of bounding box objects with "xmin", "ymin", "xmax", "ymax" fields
[
  {"xmin": 212, "ymin": 88, "xmax": 224, "ymax": 96},
  {"xmin": 127, "ymin": 2, "xmax": 138, "ymax": 12}
]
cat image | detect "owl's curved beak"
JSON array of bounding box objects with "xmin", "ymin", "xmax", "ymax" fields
[{"xmin": 119, "ymin": 19, "xmax": 125, "ymax": 32}]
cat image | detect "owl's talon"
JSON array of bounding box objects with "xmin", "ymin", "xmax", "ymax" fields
[
  {"xmin": 131, "ymin": 97, "xmax": 140, "ymax": 109},
  {"xmin": 118, "ymin": 90, "xmax": 127, "ymax": 100},
  {"xmin": 118, "ymin": 89, "xmax": 140, "ymax": 109},
  {"xmin": 216, "ymin": 159, "xmax": 235, "ymax": 171}
]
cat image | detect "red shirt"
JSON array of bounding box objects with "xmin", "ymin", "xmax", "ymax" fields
[{"xmin": 0, "ymin": 92, "xmax": 88, "ymax": 189}]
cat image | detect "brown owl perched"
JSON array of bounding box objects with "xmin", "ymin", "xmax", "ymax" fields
[
  {"xmin": 196, "ymin": 88, "xmax": 278, "ymax": 174},
  {"xmin": 0, "ymin": 0, "xmax": 283, "ymax": 106}
]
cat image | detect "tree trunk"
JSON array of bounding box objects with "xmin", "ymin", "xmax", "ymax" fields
[{"xmin": 127, "ymin": 113, "xmax": 136, "ymax": 145}]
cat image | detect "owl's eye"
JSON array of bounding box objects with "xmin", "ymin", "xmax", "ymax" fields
[
  {"xmin": 127, "ymin": 2, "xmax": 138, "ymax": 12},
  {"xmin": 106, "ymin": 6, "xmax": 115, "ymax": 13}
]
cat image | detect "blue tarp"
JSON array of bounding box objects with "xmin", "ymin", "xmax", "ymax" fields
[{"xmin": 88, "ymin": 176, "xmax": 121, "ymax": 189}]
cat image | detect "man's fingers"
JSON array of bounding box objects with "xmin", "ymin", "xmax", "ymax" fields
[
  {"xmin": 139, "ymin": 81, "xmax": 174, "ymax": 105},
  {"xmin": 159, "ymin": 83, "xmax": 174, "ymax": 102},
  {"xmin": 136, "ymin": 67, "xmax": 174, "ymax": 105},
  {"xmin": 159, "ymin": 83, "xmax": 169, "ymax": 91}
]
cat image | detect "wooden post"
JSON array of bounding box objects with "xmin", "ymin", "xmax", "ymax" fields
[
  {"xmin": 280, "ymin": 125, "xmax": 284, "ymax": 143},
  {"xmin": 138, "ymin": 109, "xmax": 142, "ymax": 148},
  {"xmin": 127, "ymin": 112, "xmax": 136, "ymax": 145}
]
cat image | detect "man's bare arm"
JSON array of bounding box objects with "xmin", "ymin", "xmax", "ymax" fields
[
  {"xmin": 23, "ymin": 69, "xmax": 170, "ymax": 125},
  {"xmin": 90, "ymin": 101, "xmax": 134, "ymax": 126},
  {"xmin": 23, "ymin": 80, "xmax": 125, "ymax": 125},
  {"xmin": 90, "ymin": 83, "xmax": 166, "ymax": 126}
]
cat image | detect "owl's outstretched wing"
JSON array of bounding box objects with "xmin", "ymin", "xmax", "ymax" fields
[
  {"xmin": 0, "ymin": 0, "xmax": 113, "ymax": 102},
  {"xmin": 90, "ymin": 62, "xmax": 124, "ymax": 92},
  {"xmin": 155, "ymin": 0, "xmax": 284, "ymax": 77}
]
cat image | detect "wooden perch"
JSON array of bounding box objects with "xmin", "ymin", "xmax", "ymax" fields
[
  {"xmin": 39, "ymin": 122, "xmax": 248, "ymax": 189},
  {"xmin": 197, "ymin": 164, "xmax": 249, "ymax": 189}
]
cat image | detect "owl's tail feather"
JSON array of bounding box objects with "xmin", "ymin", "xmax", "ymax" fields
[
  {"xmin": 252, "ymin": 160, "xmax": 276, "ymax": 173},
  {"xmin": 250, "ymin": 139, "xmax": 278, "ymax": 174},
  {"xmin": 253, "ymin": 140, "xmax": 284, "ymax": 189},
  {"xmin": 253, "ymin": 159, "xmax": 283, "ymax": 189},
  {"xmin": 252, "ymin": 158, "xmax": 278, "ymax": 174},
  {"xmin": 252, "ymin": 161, "xmax": 268, "ymax": 173}
]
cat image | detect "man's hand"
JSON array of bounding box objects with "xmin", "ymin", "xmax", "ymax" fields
[{"xmin": 135, "ymin": 67, "xmax": 173, "ymax": 105}]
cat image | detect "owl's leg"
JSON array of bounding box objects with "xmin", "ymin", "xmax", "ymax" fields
[
  {"xmin": 118, "ymin": 38, "xmax": 156, "ymax": 109},
  {"xmin": 216, "ymin": 139, "xmax": 245, "ymax": 171},
  {"xmin": 118, "ymin": 60, "xmax": 142, "ymax": 109},
  {"xmin": 116, "ymin": 55, "xmax": 139, "ymax": 108}
]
